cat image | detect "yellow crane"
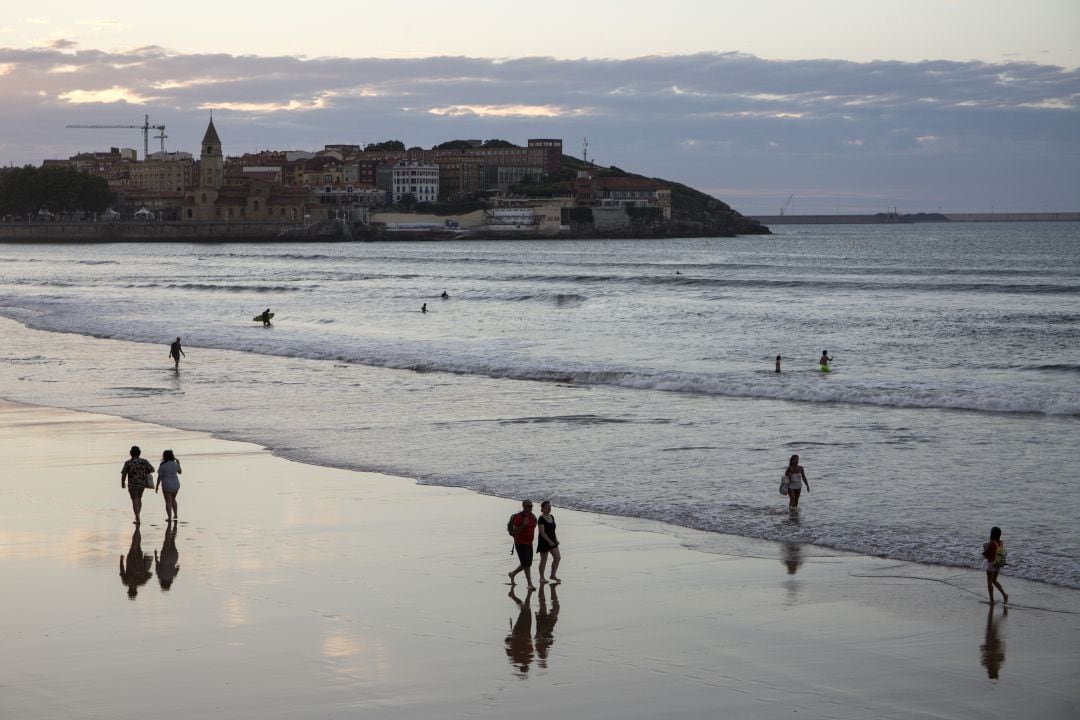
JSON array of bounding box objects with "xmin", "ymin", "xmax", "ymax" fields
[{"xmin": 66, "ymin": 114, "xmax": 167, "ymax": 160}]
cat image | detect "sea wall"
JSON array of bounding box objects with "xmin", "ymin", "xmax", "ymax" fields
[{"xmin": 0, "ymin": 221, "xmax": 323, "ymax": 242}]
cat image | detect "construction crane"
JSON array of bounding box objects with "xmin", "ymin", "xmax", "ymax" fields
[
  {"xmin": 66, "ymin": 114, "xmax": 167, "ymax": 160},
  {"xmin": 780, "ymin": 193, "xmax": 794, "ymax": 216}
]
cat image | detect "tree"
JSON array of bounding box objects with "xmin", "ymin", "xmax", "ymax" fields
[
  {"xmin": 0, "ymin": 165, "xmax": 114, "ymax": 219},
  {"xmin": 365, "ymin": 140, "xmax": 405, "ymax": 152},
  {"xmin": 398, "ymin": 192, "xmax": 417, "ymax": 211},
  {"xmin": 482, "ymin": 139, "xmax": 516, "ymax": 148},
  {"xmin": 434, "ymin": 140, "xmax": 474, "ymax": 150}
]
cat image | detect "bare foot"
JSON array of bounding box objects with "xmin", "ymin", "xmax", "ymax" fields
[
  {"xmin": 1003, "ymin": 593, "xmax": 1009, "ymax": 604},
  {"xmin": 539, "ymin": 577, "xmax": 548, "ymax": 584},
  {"xmin": 508, "ymin": 572, "xmax": 516, "ymax": 585},
  {"xmin": 526, "ymin": 585, "xmax": 536, "ymax": 591},
  {"xmin": 550, "ymin": 576, "xmax": 561, "ymax": 583}
]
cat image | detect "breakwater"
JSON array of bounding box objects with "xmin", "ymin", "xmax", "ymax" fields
[{"xmin": 751, "ymin": 212, "xmax": 1080, "ymax": 225}]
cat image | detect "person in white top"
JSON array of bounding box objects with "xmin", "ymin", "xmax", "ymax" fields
[
  {"xmin": 784, "ymin": 454, "xmax": 810, "ymax": 509},
  {"xmin": 155, "ymin": 449, "xmax": 182, "ymax": 523}
]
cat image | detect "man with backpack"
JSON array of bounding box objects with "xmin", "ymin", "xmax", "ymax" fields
[{"xmin": 507, "ymin": 500, "xmax": 538, "ymax": 590}]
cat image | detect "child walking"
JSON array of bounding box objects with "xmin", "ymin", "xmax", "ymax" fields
[{"xmin": 983, "ymin": 526, "xmax": 1008, "ymax": 604}]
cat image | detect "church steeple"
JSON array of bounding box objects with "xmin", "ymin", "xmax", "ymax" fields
[
  {"xmin": 201, "ymin": 118, "xmax": 222, "ymax": 157},
  {"xmin": 199, "ymin": 117, "xmax": 223, "ymax": 190}
]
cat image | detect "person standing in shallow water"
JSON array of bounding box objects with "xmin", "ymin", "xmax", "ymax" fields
[
  {"xmin": 169, "ymin": 337, "xmax": 185, "ymax": 370},
  {"xmin": 537, "ymin": 500, "xmax": 561, "ymax": 583},
  {"xmin": 155, "ymin": 449, "xmax": 182, "ymax": 523},
  {"xmin": 819, "ymin": 350, "xmax": 832, "ymax": 372},
  {"xmin": 983, "ymin": 526, "xmax": 1009, "ymax": 604},
  {"xmin": 508, "ymin": 500, "xmax": 538, "ymax": 590},
  {"xmin": 784, "ymin": 454, "xmax": 810, "ymax": 509},
  {"xmin": 775, "ymin": 355, "xmax": 782, "ymax": 373},
  {"xmin": 120, "ymin": 445, "xmax": 154, "ymax": 525}
]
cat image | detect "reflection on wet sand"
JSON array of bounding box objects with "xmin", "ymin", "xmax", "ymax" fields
[
  {"xmin": 980, "ymin": 606, "xmax": 1007, "ymax": 680},
  {"xmin": 505, "ymin": 588, "xmax": 534, "ymax": 676},
  {"xmin": 155, "ymin": 524, "xmax": 180, "ymax": 591},
  {"xmin": 781, "ymin": 542, "xmax": 803, "ymax": 575},
  {"xmin": 119, "ymin": 527, "xmax": 153, "ymax": 599},
  {"xmin": 535, "ymin": 583, "xmax": 560, "ymax": 669}
]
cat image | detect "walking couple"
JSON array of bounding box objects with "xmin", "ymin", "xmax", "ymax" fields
[
  {"xmin": 508, "ymin": 500, "xmax": 561, "ymax": 590},
  {"xmin": 120, "ymin": 445, "xmax": 182, "ymax": 524}
]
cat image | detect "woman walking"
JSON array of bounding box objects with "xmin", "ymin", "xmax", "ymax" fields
[
  {"xmin": 537, "ymin": 500, "xmax": 561, "ymax": 583},
  {"xmin": 784, "ymin": 454, "xmax": 810, "ymax": 509},
  {"xmin": 155, "ymin": 449, "xmax": 182, "ymax": 522}
]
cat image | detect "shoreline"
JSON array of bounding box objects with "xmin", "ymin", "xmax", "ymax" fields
[
  {"xmin": 1, "ymin": 398, "xmax": 1078, "ymax": 718},
  {"xmin": 0, "ymin": 313, "xmax": 1076, "ymax": 590}
]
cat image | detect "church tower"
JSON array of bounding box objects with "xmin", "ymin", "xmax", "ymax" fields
[{"xmin": 199, "ymin": 118, "xmax": 224, "ymax": 190}]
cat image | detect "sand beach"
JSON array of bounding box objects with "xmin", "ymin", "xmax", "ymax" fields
[{"xmin": 0, "ymin": 399, "xmax": 1077, "ymax": 719}]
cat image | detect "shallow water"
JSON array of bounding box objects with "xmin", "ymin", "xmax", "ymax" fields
[{"xmin": 0, "ymin": 223, "xmax": 1077, "ymax": 587}]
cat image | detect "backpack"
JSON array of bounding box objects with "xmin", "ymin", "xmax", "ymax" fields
[{"xmin": 507, "ymin": 513, "xmax": 518, "ymax": 537}]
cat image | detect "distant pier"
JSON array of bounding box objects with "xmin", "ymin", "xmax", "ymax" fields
[{"xmin": 749, "ymin": 212, "xmax": 1080, "ymax": 225}]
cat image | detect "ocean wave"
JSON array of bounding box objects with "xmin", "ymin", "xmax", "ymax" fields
[
  {"xmin": 161, "ymin": 283, "xmax": 317, "ymax": 293},
  {"xmin": 485, "ymin": 273, "xmax": 1080, "ymax": 295},
  {"xmin": 193, "ymin": 339, "xmax": 1078, "ymax": 416},
  {"xmin": 1023, "ymin": 363, "xmax": 1080, "ymax": 373}
]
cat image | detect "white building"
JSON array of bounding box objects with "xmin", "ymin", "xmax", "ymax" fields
[{"xmin": 392, "ymin": 161, "xmax": 440, "ymax": 203}]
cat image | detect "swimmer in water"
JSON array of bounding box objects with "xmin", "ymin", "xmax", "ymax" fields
[
  {"xmin": 421, "ymin": 303, "xmax": 427, "ymax": 313},
  {"xmin": 819, "ymin": 350, "xmax": 832, "ymax": 372},
  {"xmin": 441, "ymin": 291, "xmax": 449, "ymax": 299}
]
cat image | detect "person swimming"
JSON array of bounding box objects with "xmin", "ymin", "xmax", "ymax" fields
[
  {"xmin": 441, "ymin": 291, "xmax": 449, "ymax": 299},
  {"xmin": 421, "ymin": 303, "xmax": 428, "ymax": 313},
  {"xmin": 819, "ymin": 350, "xmax": 832, "ymax": 372}
]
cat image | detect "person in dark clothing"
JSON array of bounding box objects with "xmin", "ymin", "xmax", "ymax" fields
[
  {"xmin": 260, "ymin": 308, "xmax": 272, "ymax": 326},
  {"xmin": 169, "ymin": 337, "xmax": 185, "ymax": 370},
  {"xmin": 537, "ymin": 500, "xmax": 561, "ymax": 583}
]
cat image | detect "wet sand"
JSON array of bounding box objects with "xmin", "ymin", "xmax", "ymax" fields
[{"xmin": 0, "ymin": 399, "xmax": 1077, "ymax": 719}]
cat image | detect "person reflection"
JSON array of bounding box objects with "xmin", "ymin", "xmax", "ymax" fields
[
  {"xmin": 155, "ymin": 524, "xmax": 180, "ymax": 591},
  {"xmin": 535, "ymin": 582, "xmax": 560, "ymax": 669},
  {"xmin": 781, "ymin": 542, "xmax": 804, "ymax": 575},
  {"xmin": 119, "ymin": 527, "xmax": 153, "ymax": 599},
  {"xmin": 980, "ymin": 606, "xmax": 1007, "ymax": 679},
  {"xmin": 505, "ymin": 587, "xmax": 535, "ymax": 676}
]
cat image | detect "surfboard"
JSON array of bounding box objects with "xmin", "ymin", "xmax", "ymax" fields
[{"xmin": 253, "ymin": 313, "xmax": 275, "ymax": 322}]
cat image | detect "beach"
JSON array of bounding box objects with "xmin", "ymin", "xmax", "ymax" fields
[{"xmin": 1, "ymin": 399, "xmax": 1077, "ymax": 719}]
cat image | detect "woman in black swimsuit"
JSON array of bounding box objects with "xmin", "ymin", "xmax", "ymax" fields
[{"xmin": 537, "ymin": 500, "xmax": 561, "ymax": 583}]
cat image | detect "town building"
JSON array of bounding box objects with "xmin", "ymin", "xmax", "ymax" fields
[
  {"xmin": 392, "ymin": 161, "xmax": 440, "ymax": 203},
  {"xmin": 182, "ymin": 119, "xmax": 307, "ymax": 222}
]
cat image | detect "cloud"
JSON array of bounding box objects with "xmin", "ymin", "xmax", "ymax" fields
[
  {"xmin": 58, "ymin": 86, "xmax": 160, "ymax": 104},
  {"xmin": 0, "ymin": 46, "xmax": 1077, "ymax": 212},
  {"xmin": 427, "ymin": 104, "xmax": 592, "ymax": 118}
]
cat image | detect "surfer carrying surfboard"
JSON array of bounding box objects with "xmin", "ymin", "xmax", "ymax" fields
[
  {"xmin": 819, "ymin": 350, "xmax": 832, "ymax": 373},
  {"xmin": 260, "ymin": 308, "xmax": 272, "ymax": 326}
]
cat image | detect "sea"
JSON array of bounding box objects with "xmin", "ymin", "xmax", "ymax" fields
[{"xmin": 0, "ymin": 222, "xmax": 1077, "ymax": 588}]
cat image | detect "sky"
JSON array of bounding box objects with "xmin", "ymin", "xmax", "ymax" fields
[{"xmin": 1, "ymin": 0, "xmax": 1078, "ymax": 214}]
